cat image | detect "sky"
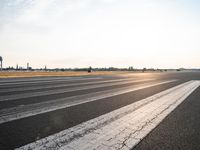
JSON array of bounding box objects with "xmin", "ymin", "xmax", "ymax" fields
[{"xmin": 0, "ymin": 0, "xmax": 200, "ymax": 69}]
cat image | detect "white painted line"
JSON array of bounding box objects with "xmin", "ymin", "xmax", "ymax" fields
[
  {"xmin": 16, "ymin": 80, "xmax": 200, "ymax": 150},
  {"xmin": 0, "ymin": 79, "xmax": 154, "ymax": 101},
  {"xmin": 0, "ymin": 77, "xmax": 103, "ymax": 86},
  {"xmin": 0, "ymin": 80, "xmax": 176, "ymax": 124},
  {"xmin": 0, "ymin": 76, "xmax": 75, "ymax": 83},
  {"xmin": 0, "ymin": 78, "xmax": 138, "ymax": 93}
]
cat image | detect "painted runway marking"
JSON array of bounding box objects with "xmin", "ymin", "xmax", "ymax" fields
[
  {"xmin": 0, "ymin": 80, "xmax": 176, "ymax": 124},
  {"xmin": 0, "ymin": 77, "xmax": 75, "ymax": 83},
  {"xmin": 16, "ymin": 80, "xmax": 200, "ymax": 150},
  {"xmin": 0, "ymin": 77, "xmax": 103, "ymax": 86},
  {"xmin": 0, "ymin": 78, "xmax": 138, "ymax": 93},
  {"xmin": 0, "ymin": 79, "xmax": 153, "ymax": 102}
]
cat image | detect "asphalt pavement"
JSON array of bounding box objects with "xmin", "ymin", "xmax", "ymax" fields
[{"xmin": 0, "ymin": 72, "xmax": 200, "ymax": 150}]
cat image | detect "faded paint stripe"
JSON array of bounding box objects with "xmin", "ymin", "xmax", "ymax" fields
[
  {"xmin": 0, "ymin": 77, "xmax": 102, "ymax": 86},
  {"xmin": 0, "ymin": 79, "xmax": 153, "ymax": 102},
  {"xmin": 0, "ymin": 78, "xmax": 138, "ymax": 93}
]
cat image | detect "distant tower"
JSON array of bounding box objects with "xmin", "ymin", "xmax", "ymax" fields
[
  {"xmin": 16, "ymin": 64, "xmax": 19, "ymax": 70},
  {"xmin": 27, "ymin": 63, "xmax": 29, "ymax": 70},
  {"xmin": 0, "ymin": 56, "xmax": 3, "ymax": 71},
  {"xmin": 45, "ymin": 65, "xmax": 47, "ymax": 71}
]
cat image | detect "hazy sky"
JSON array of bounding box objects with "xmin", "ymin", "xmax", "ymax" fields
[{"xmin": 0, "ymin": 0, "xmax": 199, "ymax": 69}]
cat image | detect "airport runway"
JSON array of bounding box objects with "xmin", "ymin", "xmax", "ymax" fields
[{"xmin": 0, "ymin": 72, "xmax": 200, "ymax": 150}]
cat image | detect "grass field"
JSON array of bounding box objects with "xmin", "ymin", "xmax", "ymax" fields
[{"xmin": 0, "ymin": 71, "xmax": 133, "ymax": 78}]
